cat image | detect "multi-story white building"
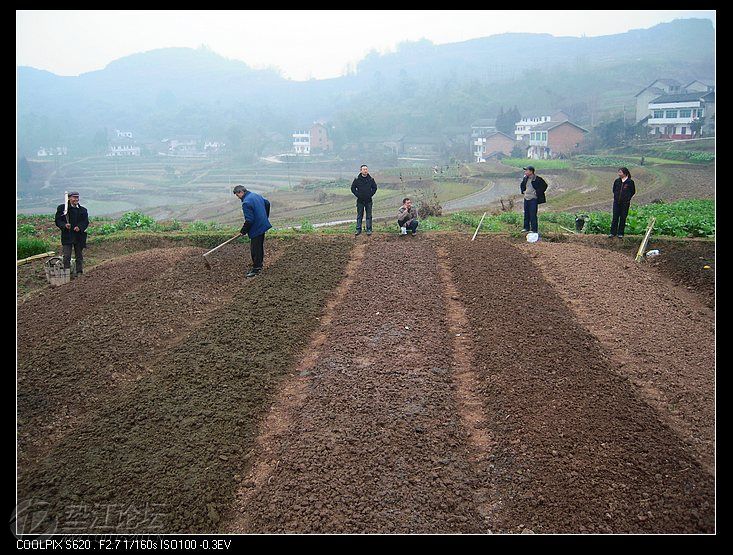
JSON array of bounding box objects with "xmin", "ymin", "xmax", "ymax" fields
[
  {"xmin": 514, "ymin": 111, "xmax": 569, "ymax": 141},
  {"xmin": 634, "ymin": 79, "xmax": 683, "ymax": 123},
  {"xmin": 107, "ymin": 142, "xmax": 141, "ymax": 156},
  {"xmin": 37, "ymin": 146, "xmax": 68, "ymax": 157},
  {"xmin": 647, "ymin": 91, "xmax": 715, "ymax": 139},
  {"xmin": 160, "ymin": 136, "xmax": 202, "ymax": 156},
  {"xmin": 514, "ymin": 113, "xmax": 551, "ymax": 141},
  {"xmin": 292, "ymin": 130, "xmax": 310, "ymax": 155}
]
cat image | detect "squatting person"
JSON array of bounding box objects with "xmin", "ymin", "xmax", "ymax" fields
[
  {"xmin": 397, "ymin": 197, "xmax": 419, "ymax": 235},
  {"xmin": 609, "ymin": 167, "xmax": 636, "ymax": 238},
  {"xmin": 54, "ymin": 191, "xmax": 89, "ymax": 276},
  {"xmin": 520, "ymin": 165, "xmax": 548, "ymax": 234},
  {"xmin": 351, "ymin": 164, "xmax": 378, "ymax": 236},
  {"xmin": 233, "ymin": 185, "xmax": 272, "ymax": 278}
]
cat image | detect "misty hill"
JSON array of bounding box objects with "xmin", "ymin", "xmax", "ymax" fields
[
  {"xmin": 17, "ymin": 18, "xmax": 714, "ymax": 158},
  {"xmin": 356, "ymin": 18, "xmax": 714, "ymax": 80}
]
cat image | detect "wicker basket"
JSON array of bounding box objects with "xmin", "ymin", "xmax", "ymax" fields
[{"xmin": 44, "ymin": 256, "xmax": 75, "ymax": 286}]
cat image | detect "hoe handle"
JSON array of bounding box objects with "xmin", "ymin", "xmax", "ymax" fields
[{"xmin": 203, "ymin": 234, "xmax": 242, "ymax": 257}]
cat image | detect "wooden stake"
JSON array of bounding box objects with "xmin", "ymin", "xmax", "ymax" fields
[
  {"xmin": 17, "ymin": 251, "xmax": 56, "ymax": 266},
  {"xmin": 471, "ymin": 212, "xmax": 487, "ymax": 241},
  {"xmin": 635, "ymin": 217, "xmax": 656, "ymax": 262}
]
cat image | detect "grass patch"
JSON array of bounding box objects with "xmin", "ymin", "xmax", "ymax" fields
[{"xmin": 17, "ymin": 237, "xmax": 51, "ymax": 260}]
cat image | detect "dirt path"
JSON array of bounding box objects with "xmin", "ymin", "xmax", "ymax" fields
[
  {"xmin": 225, "ymin": 236, "xmax": 489, "ymax": 533},
  {"xmin": 443, "ymin": 237, "xmax": 714, "ymax": 533},
  {"xmin": 517, "ymin": 241, "xmax": 715, "ymax": 473}
]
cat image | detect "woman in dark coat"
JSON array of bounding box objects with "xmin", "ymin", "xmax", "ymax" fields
[{"xmin": 609, "ymin": 167, "xmax": 636, "ymax": 238}]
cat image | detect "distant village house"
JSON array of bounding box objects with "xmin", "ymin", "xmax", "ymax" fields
[
  {"xmin": 470, "ymin": 119, "xmax": 497, "ymax": 140},
  {"xmin": 473, "ymin": 132, "xmax": 515, "ymax": 163},
  {"xmin": 160, "ymin": 136, "xmax": 206, "ymax": 157},
  {"xmin": 292, "ymin": 122, "xmax": 334, "ymax": 156},
  {"xmin": 514, "ymin": 111, "xmax": 569, "ymax": 141},
  {"xmin": 107, "ymin": 142, "xmax": 141, "ymax": 156},
  {"xmin": 646, "ymin": 91, "xmax": 715, "ymax": 139},
  {"xmin": 526, "ymin": 121, "xmax": 588, "ymax": 159},
  {"xmin": 37, "ymin": 146, "xmax": 68, "ymax": 157},
  {"xmin": 634, "ymin": 79, "xmax": 684, "ymax": 123},
  {"xmin": 635, "ymin": 78, "xmax": 715, "ymax": 138}
]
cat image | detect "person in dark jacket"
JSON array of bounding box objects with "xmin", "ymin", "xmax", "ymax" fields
[
  {"xmin": 609, "ymin": 167, "xmax": 636, "ymax": 238},
  {"xmin": 54, "ymin": 191, "xmax": 89, "ymax": 275},
  {"xmin": 351, "ymin": 164, "xmax": 378, "ymax": 236},
  {"xmin": 233, "ymin": 185, "xmax": 272, "ymax": 278},
  {"xmin": 519, "ymin": 166, "xmax": 548, "ymax": 234}
]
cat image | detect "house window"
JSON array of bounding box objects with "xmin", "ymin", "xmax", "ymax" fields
[
  {"xmin": 698, "ymin": 108, "xmax": 704, "ymax": 117},
  {"xmin": 665, "ymin": 109, "xmax": 678, "ymax": 118},
  {"xmin": 679, "ymin": 109, "xmax": 692, "ymax": 118},
  {"xmin": 542, "ymin": 132, "xmax": 547, "ymax": 141},
  {"xmin": 653, "ymin": 110, "xmax": 664, "ymax": 118},
  {"xmin": 681, "ymin": 127, "xmax": 687, "ymax": 135}
]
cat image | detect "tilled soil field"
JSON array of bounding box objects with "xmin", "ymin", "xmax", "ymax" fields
[
  {"xmin": 17, "ymin": 244, "xmax": 284, "ymax": 469},
  {"xmin": 516, "ymin": 241, "xmax": 715, "ymax": 473},
  {"xmin": 443, "ymin": 237, "xmax": 714, "ymax": 533},
  {"xmin": 16, "ymin": 233, "xmax": 715, "ymax": 534},
  {"xmin": 17, "ymin": 237, "xmax": 353, "ymax": 533},
  {"xmin": 225, "ymin": 237, "xmax": 489, "ymax": 533}
]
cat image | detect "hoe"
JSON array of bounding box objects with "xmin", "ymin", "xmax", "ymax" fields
[{"xmin": 203, "ymin": 233, "xmax": 242, "ymax": 270}]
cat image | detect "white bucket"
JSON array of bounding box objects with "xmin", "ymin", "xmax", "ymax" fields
[
  {"xmin": 400, "ymin": 226, "xmax": 408, "ymax": 235},
  {"xmin": 526, "ymin": 232, "xmax": 539, "ymax": 243}
]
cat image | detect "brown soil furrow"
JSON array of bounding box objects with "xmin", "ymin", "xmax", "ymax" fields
[
  {"xmin": 434, "ymin": 244, "xmax": 500, "ymax": 523},
  {"xmin": 17, "ymin": 247, "xmax": 199, "ymax": 336},
  {"xmin": 517, "ymin": 241, "xmax": 715, "ymax": 473},
  {"xmin": 223, "ymin": 242, "xmax": 367, "ymax": 532},
  {"xmin": 17, "ymin": 242, "xmax": 283, "ymax": 472},
  {"xmin": 17, "ymin": 237, "xmax": 353, "ymax": 534},
  {"xmin": 232, "ymin": 236, "xmax": 487, "ymax": 533},
  {"xmin": 444, "ymin": 236, "xmax": 714, "ymax": 533}
]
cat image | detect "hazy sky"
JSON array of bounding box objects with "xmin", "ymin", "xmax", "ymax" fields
[{"xmin": 17, "ymin": 10, "xmax": 715, "ymax": 81}]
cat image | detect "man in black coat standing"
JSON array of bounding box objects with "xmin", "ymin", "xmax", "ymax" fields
[
  {"xmin": 54, "ymin": 191, "xmax": 89, "ymax": 275},
  {"xmin": 351, "ymin": 164, "xmax": 378, "ymax": 236},
  {"xmin": 609, "ymin": 167, "xmax": 636, "ymax": 238},
  {"xmin": 520, "ymin": 165, "xmax": 548, "ymax": 234}
]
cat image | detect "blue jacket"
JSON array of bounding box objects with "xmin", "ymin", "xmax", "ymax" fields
[{"xmin": 241, "ymin": 191, "xmax": 272, "ymax": 238}]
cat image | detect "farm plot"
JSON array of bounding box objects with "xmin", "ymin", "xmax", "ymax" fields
[
  {"xmin": 18, "ymin": 243, "xmax": 283, "ymax": 470},
  {"xmin": 16, "ymin": 234, "xmax": 714, "ymax": 534},
  {"xmin": 224, "ymin": 237, "xmax": 489, "ymax": 533},
  {"xmin": 442, "ymin": 237, "xmax": 714, "ymax": 533},
  {"xmin": 17, "ymin": 237, "xmax": 353, "ymax": 533}
]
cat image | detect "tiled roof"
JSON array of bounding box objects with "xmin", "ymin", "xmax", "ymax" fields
[
  {"xmin": 634, "ymin": 79, "xmax": 682, "ymax": 97},
  {"xmin": 531, "ymin": 121, "xmax": 589, "ymax": 133},
  {"xmin": 650, "ymin": 92, "xmax": 712, "ymax": 104},
  {"xmin": 483, "ymin": 131, "xmax": 516, "ymax": 141}
]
